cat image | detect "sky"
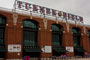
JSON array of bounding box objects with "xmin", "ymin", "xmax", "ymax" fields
[{"xmin": 0, "ymin": 0, "xmax": 90, "ymax": 25}]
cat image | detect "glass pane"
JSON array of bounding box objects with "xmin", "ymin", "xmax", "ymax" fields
[
  {"xmin": 52, "ymin": 34, "xmax": 61, "ymax": 46},
  {"xmin": 51, "ymin": 25, "xmax": 60, "ymax": 31},
  {"xmin": 0, "ymin": 39, "xmax": 3, "ymax": 44},
  {"xmin": 73, "ymin": 36, "xmax": 80, "ymax": 46},
  {"xmin": 72, "ymin": 29, "xmax": 77, "ymax": 33},
  {"xmin": 23, "ymin": 31, "xmax": 37, "ymax": 46},
  {"xmin": 0, "ymin": 16, "xmax": 5, "ymax": 24},
  {"xmin": 0, "ymin": 28, "xmax": 4, "ymax": 39},
  {"xmin": 77, "ymin": 36, "xmax": 80, "ymax": 45},
  {"xmin": 23, "ymin": 20, "xmax": 37, "ymax": 29},
  {"xmin": 72, "ymin": 28, "xmax": 81, "ymax": 47},
  {"xmin": 51, "ymin": 24, "xmax": 62, "ymax": 47},
  {"xmin": 0, "ymin": 28, "xmax": 5, "ymax": 45},
  {"xmin": 74, "ymin": 37, "xmax": 78, "ymax": 46},
  {"xmin": 0, "ymin": 18, "xmax": 2, "ymax": 23},
  {"xmin": 23, "ymin": 20, "xmax": 38, "ymax": 47},
  {"xmin": 88, "ymin": 31, "xmax": 90, "ymax": 35}
]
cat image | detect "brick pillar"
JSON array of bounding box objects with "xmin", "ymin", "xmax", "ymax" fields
[
  {"xmin": 63, "ymin": 31, "xmax": 74, "ymax": 56},
  {"xmin": 81, "ymin": 33, "xmax": 89, "ymax": 52},
  {"xmin": 86, "ymin": 34, "xmax": 90, "ymax": 52},
  {"xmin": 38, "ymin": 22, "xmax": 52, "ymax": 58},
  {"xmin": 86, "ymin": 34, "xmax": 90, "ymax": 53},
  {"xmin": 5, "ymin": 16, "xmax": 22, "ymax": 59}
]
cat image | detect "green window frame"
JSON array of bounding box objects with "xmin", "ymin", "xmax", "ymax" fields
[
  {"xmin": 51, "ymin": 24, "xmax": 63, "ymax": 47},
  {"xmin": 23, "ymin": 20, "xmax": 38, "ymax": 47}
]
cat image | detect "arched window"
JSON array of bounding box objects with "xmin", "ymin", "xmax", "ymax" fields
[
  {"xmin": 72, "ymin": 27, "xmax": 81, "ymax": 47},
  {"xmin": 23, "ymin": 20, "xmax": 38, "ymax": 47},
  {"xmin": 0, "ymin": 15, "xmax": 6, "ymax": 58},
  {"xmin": 23, "ymin": 20, "xmax": 41, "ymax": 57},
  {"xmin": 51, "ymin": 24, "xmax": 63, "ymax": 47},
  {"xmin": 51, "ymin": 24, "xmax": 66, "ymax": 56},
  {"xmin": 72, "ymin": 27, "xmax": 85, "ymax": 56}
]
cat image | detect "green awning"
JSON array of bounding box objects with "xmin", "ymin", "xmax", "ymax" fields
[
  {"xmin": 75, "ymin": 47, "xmax": 85, "ymax": 52},
  {"xmin": 0, "ymin": 47, "xmax": 6, "ymax": 52},
  {"xmin": 24, "ymin": 47, "xmax": 41, "ymax": 52},
  {"xmin": 53, "ymin": 47, "xmax": 67, "ymax": 52}
]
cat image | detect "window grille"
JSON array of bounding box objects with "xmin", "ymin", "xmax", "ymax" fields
[{"xmin": 23, "ymin": 20, "xmax": 38, "ymax": 47}]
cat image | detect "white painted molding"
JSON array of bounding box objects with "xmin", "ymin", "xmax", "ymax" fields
[
  {"xmin": 43, "ymin": 19, "xmax": 48, "ymax": 30},
  {"xmin": 13, "ymin": 13, "xmax": 18, "ymax": 25}
]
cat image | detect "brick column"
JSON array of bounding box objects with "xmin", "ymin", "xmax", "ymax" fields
[
  {"xmin": 81, "ymin": 33, "xmax": 89, "ymax": 53},
  {"xmin": 62, "ymin": 23, "xmax": 74, "ymax": 57},
  {"xmin": 38, "ymin": 22, "xmax": 52, "ymax": 58},
  {"xmin": 63, "ymin": 31, "xmax": 74, "ymax": 56},
  {"xmin": 5, "ymin": 15, "xmax": 22, "ymax": 59}
]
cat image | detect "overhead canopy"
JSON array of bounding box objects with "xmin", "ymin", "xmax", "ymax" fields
[
  {"xmin": 74, "ymin": 46, "xmax": 85, "ymax": 52},
  {"xmin": 24, "ymin": 47, "xmax": 41, "ymax": 52},
  {"xmin": 53, "ymin": 47, "xmax": 67, "ymax": 52}
]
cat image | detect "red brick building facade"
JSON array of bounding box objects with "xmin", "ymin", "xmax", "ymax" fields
[{"xmin": 0, "ymin": 7, "xmax": 90, "ymax": 60}]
